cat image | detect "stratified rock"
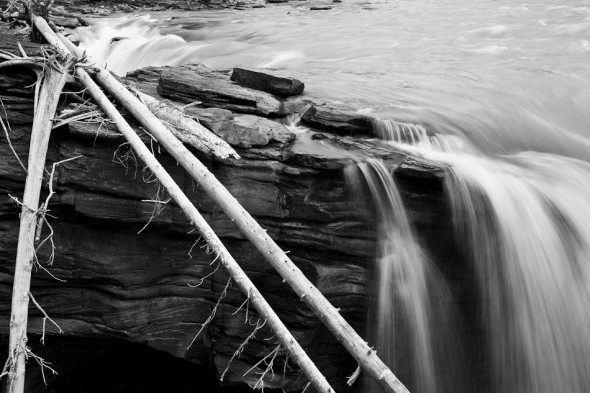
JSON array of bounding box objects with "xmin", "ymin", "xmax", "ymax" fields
[
  {"xmin": 231, "ymin": 67, "xmax": 304, "ymax": 96},
  {"xmin": 283, "ymin": 132, "xmax": 405, "ymax": 170},
  {"xmin": 301, "ymin": 103, "xmax": 373, "ymax": 136},
  {"xmin": 158, "ymin": 64, "xmax": 286, "ymax": 117}
]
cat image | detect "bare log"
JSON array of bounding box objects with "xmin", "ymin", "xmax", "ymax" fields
[
  {"xmin": 30, "ymin": 17, "xmax": 335, "ymax": 393},
  {"xmin": 54, "ymin": 29, "xmax": 410, "ymax": 393},
  {"xmin": 135, "ymin": 90, "xmax": 240, "ymax": 160},
  {"xmin": 6, "ymin": 36, "xmax": 75, "ymax": 393}
]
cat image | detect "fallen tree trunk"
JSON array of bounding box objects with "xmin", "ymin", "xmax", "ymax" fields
[
  {"xmin": 134, "ymin": 90, "xmax": 240, "ymax": 160},
  {"xmin": 5, "ymin": 38, "xmax": 76, "ymax": 393},
  {"xmin": 30, "ymin": 16, "xmax": 336, "ymax": 393}
]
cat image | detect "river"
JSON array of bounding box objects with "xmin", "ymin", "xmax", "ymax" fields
[{"xmin": 72, "ymin": 2, "xmax": 590, "ymax": 393}]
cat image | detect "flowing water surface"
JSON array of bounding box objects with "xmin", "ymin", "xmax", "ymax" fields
[{"xmin": 72, "ymin": 2, "xmax": 590, "ymax": 392}]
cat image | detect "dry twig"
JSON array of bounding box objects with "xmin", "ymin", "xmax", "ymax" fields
[
  {"xmin": 28, "ymin": 291, "xmax": 63, "ymax": 344},
  {"xmin": 187, "ymin": 277, "xmax": 232, "ymax": 350},
  {"xmin": 0, "ymin": 100, "xmax": 27, "ymax": 173},
  {"xmin": 244, "ymin": 344, "xmax": 282, "ymax": 390},
  {"xmin": 220, "ymin": 317, "xmax": 266, "ymax": 382}
]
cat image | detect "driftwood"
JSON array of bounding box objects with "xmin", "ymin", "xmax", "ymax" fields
[
  {"xmin": 30, "ymin": 16, "xmax": 336, "ymax": 393},
  {"xmin": 5, "ymin": 31, "xmax": 76, "ymax": 393},
  {"xmin": 135, "ymin": 90, "xmax": 240, "ymax": 160}
]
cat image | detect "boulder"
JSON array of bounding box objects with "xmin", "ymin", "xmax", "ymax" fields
[{"xmin": 231, "ymin": 67, "xmax": 305, "ymax": 96}]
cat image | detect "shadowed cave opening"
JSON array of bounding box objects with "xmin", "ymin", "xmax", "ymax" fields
[{"xmin": 11, "ymin": 337, "xmax": 282, "ymax": 393}]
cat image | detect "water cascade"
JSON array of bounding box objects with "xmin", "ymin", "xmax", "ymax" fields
[
  {"xmin": 346, "ymin": 159, "xmax": 459, "ymax": 393},
  {"xmin": 374, "ymin": 118, "xmax": 590, "ymax": 393}
]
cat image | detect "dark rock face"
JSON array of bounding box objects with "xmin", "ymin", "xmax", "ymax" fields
[
  {"xmin": 0, "ymin": 39, "xmax": 458, "ymax": 392},
  {"xmin": 231, "ymin": 67, "xmax": 305, "ymax": 97}
]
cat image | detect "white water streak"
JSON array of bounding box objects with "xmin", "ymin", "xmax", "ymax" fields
[
  {"xmin": 347, "ymin": 159, "xmax": 456, "ymax": 393},
  {"xmin": 377, "ymin": 118, "xmax": 590, "ymax": 393}
]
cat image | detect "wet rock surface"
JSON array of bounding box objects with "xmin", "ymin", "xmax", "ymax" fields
[{"xmin": 301, "ymin": 103, "xmax": 374, "ymax": 136}]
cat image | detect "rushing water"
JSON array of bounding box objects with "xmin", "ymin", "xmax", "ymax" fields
[{"xmin": 72, "ymin": 1, "xmax": 590, "ymax": 392}]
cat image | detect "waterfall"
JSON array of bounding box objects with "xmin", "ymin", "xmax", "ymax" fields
[
  {"xmin": 444, "ymin": 153, "xmax": 590, "ymax": 393},
  {"xmin": 346, "ymin": 159, "xmax": 459, "ymax": 393},
  {"xmin": 372, "ymin": 118, "xmax": 590, "ymax": 393}
]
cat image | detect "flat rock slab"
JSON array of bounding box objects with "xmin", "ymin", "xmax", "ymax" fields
[
  {"xmin": 283, "ymin": 132, "xmax": 407, "ymax": 170},
  {"xmin": 157, "ymin": 64, "xmax": 287, "ymax": 117},
  {"xmin": 301, "ymin": 103, "xmax": 374, "ymax": 136},
  {"xmin": 231, "ymin": 67, "xmax": 304, "ymax": 96}
]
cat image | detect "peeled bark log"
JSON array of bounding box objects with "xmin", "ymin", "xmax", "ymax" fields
[
  {"xmin": 6, "ymin": 39, "xmax": 75, "ymax": 393},
  {"xmin": 135, "ymin": 90, "xmax": 240, "ymax": 160}
]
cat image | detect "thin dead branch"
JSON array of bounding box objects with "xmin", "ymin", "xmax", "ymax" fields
[
  {"xmin": 187, "ymin": 260, "xmax": 220, "ymax": 288},
  {"xmin": 220, "ymin": 317, "xmax": 266, "ymax": 382},
  {"xmin": 28, "ymin": 291, "xmax": 63, "ymax": 344},
  {"xmin": 244, "ymin": 344, "xmax": 282, "ymax": 390},
  {"xmin": 0, "ymin": 58, "xmax": 43, "ymax": 71},
  {"xmin": 281, "ymin": 353, "xmax": 290, "ymax": 393},
  {"xmin": 23, "ymin": 346, "xmax": 57, "ymax": 385},
  {"xmin": 187, "ymin": 277, "xmax": 232, "ymax": 350},
  {"xmin": 137, "ymin": 181, "xmax": 170, "ymax": 234},
  {"xmin": 17, "ymin": 42, "xmax": 28, "ymax": 58},
  {"xmin": 0, "ymin": 100, "xmax": 27, "ymax": 173},
  {"xmin": 347, "ymin": 364, "xmax": 362, "ymax": 386}
]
